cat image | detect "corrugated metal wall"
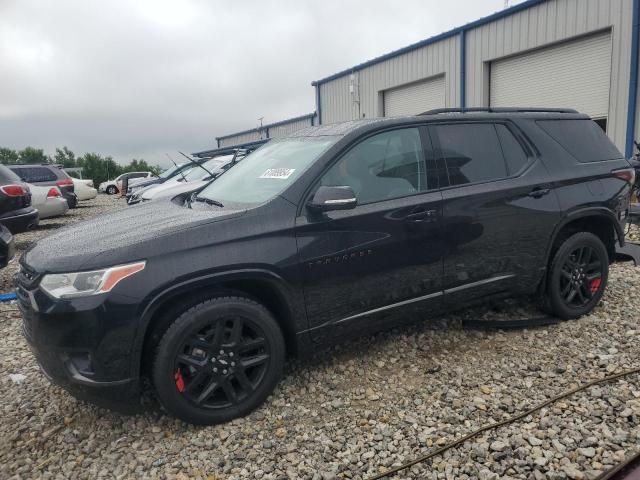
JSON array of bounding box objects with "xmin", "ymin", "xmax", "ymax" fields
[
  {"xmin": 217, "ymin": 115, "xmax": 315, "ymax": 148},
  {"xmin": 465, "ymin": 0, "xmax": 633, "ymax": 150},
  {"xmin": 218, "ymin": 131, "xmax": 265, "ymax": 148},
  {"xmin": 316, "ymin": 0, "xmax": 635, "ymax": 153},
  {"xmin": 319, "ymin": 34, "xmax": 459, "ymax": 124},
  {"xmin": 268, "ymin": 116, "xmax": 315, "ymax": 138}
]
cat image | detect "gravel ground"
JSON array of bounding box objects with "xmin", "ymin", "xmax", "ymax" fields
[{"xmin": 0, "ymin": 198, "xmax": 639, "ymax": 480}]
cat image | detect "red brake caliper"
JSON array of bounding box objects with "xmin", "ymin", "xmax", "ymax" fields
[
  {"xmin": 589, "ymin": 278, "xmax": 602, "ymax": 295},
  {"xmin": 174, "ymin": 369, "xmax": 185, "ymax": 393}
]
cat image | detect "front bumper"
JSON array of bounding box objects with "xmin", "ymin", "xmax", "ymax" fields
[{"xmin": 15, "ymin": 266, "xmax": 142, "ymax": 409}]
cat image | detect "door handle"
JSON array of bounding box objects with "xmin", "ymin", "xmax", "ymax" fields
[
  {"xmin": 406, "ymin": 209, "xmax": 437, "ymax": 221},
  {"xmin": 528, "ymin": 187, "xmax": 551, "ymax": 199}
]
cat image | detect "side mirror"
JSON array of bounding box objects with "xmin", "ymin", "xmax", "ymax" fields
[{"xmin": 308, "ymin": 185, "xmax": 357, "ymax": 212}]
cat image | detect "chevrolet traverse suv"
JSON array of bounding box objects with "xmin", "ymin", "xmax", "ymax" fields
[{"xmin": 17, "ymin": 108, "xmax": 633, "ymax": 424}]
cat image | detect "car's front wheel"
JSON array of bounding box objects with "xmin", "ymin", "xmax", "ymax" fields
[
  {"xmin": 152, "ymin": 296, "xmax": 285, "ymax": 425},
  {"xmin": 545, "ymin": 232, "xmax": 609, "ymax": 320},
  {"xmin": 106, "ymin": 185, "xmax": 117, "ymax": 195}
]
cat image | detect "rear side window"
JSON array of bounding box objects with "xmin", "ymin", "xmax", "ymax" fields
[
  {"xmin": 11, "ymin": 167, "xmax": 58, "ymax": 183},
  {"xmin": 537, "ymin": 119, "xmax": 623, "ymax": 162},
  {"xmin": 495, "ymin": 124, "xmax": 529, "ymax": 175},
  {"xmin": 0, "ymin": 165, "xmax": 21, "ymax": 183},
  {"xmin": 431, "ymin": 123, "xmax": 507, "ymax": 186}
]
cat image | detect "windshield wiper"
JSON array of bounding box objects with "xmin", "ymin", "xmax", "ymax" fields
[{"xmin": 194, "ymin": 195, "xmax": 224, "ymax": 208}]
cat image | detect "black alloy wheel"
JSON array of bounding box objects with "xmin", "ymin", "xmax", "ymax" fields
[
  {"xmin": 174, "ymin": 316, "xmax": 271, "ymax": 408},
  {"xmin": 106, "ymin": 185, "xmax": 117, "ymax": 195},
  {"xmin": 153, "ymin": 296, "xmax": 285, "ymax": 425},
  {"xmin": 558, "ymin": 245, "xmax": 603, "ymax": 308},
  {"xmin": 546, "ymin": 232, "xmax": 609, "ymax": 320}
]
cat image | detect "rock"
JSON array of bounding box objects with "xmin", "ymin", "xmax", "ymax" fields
[
  {"xmin": 578, "ymin": 447, "xmax": 596, "ymax": 458},
  {"xmin": 529, "ymin": 436, "xmax": 543, "ymax": 446},
  {"xmin": 490, "ymin": 440, "xmax": 507, "ymax": 452},
  {"xmin": 564, "ymin": 465, "xmax": 585, "ymax": 480}
]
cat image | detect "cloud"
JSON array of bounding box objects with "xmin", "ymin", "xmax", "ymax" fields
[{"xmin": 0, "ymin": 0, "xmax": 518, "ymax": 166}]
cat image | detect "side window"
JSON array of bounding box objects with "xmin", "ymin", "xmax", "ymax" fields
[
  {"xmin": 320, "ymin": 128, "xmax": 426, "ymax": 205},
  {"xmin": 432, "ymin": 123, "xmax": 507, "ymax": 186},
  {"xmin": 495, "ymin": 124, "xmax": 529, "ymax": 175}
]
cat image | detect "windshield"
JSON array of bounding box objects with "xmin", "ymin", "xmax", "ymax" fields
[
  {"xmin": 159, "ymin": 164, "xmax": 182, "ymax": 179},
  {"xmin": 182, "ymin": 156, "xmax": 233, "ymax": 182},
  {"xmin": 197, "ymin": 137, "xmax": 337, "ymax": 206}
]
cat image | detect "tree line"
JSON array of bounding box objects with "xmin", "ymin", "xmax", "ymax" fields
[{"xmin": 0, "ymin": 146, "xmax": 162, "ymax": 187}]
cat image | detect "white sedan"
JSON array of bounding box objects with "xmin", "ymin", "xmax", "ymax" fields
[
  {"xmin": 29, "ymin": 184, "xmax": 69, "ymax": 219},
  {"xmin": 71, "ymin": 178, "xmax": 97, "ymax": 201},
  {"xmin": 139, "ymin": 156, "xmax": 234, "ymax": 203}
]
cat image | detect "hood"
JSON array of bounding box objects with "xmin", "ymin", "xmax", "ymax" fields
[
  {"xmin": 129, "ymin": 177, "xmax": 161, "ymax": 191},
  {"xmin": 24, "ymin": 200, "xmax": 246, "ymax": 272},
  {"xmin": 144, "ymin": 180, "xmax": 205, "ymax": 201}
]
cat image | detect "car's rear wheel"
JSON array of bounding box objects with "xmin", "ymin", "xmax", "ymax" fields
[
  {"xmin": 106, "ymin": 185, "xmax": 117, "ymax": 195},
  {"xmin": 546, "ymin": 232, "xmax": 608, "ymax": 320},
  {"xmin": 152, "ymin": 296, "xmax": 285, "ymax": 425}
]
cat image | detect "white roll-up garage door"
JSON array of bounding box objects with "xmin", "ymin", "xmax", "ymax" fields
[
  {"xmin": 383, "ymin": 75, "xmax": 445, "ymax": 117},
  {"xmin": 490, "ymin": 32, "xmax": 612, "ymax": 119}
]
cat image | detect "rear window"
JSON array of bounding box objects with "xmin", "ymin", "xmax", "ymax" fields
[
  {"xmin": 0, "ymin": 165, "xmax": 21, "ymax": 183},
  {"xmin": 10, "ymin": 166, "xmax": 58, "ymax": 182},
  {"xmin": 537, "ymin": 119, "xmax": 623, "ymax": 162}
]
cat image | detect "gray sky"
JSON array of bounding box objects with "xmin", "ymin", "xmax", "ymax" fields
[{"xmin": 0, "ymin": 0, "xmax": 521, "ymax": 167}]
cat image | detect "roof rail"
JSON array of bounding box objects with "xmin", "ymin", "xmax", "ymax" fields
[{"xmin": 420, "ymin": 107, "xmax": 579, "ymax": 115}]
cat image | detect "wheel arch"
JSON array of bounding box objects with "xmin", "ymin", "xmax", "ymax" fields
[
  {"xmin": 549, "ymin": 208, "xmax": 623, "ymax": 258},
  {"xmin": 539, "ymin": 208, "xmax": 622, "ymax": 296},
  {"xmin": 132, "ymin": 269, "xmax": 304, "ymax": 379}
]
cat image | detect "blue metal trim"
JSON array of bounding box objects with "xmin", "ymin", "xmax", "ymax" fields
[
  {"xmin": 460, "ymin": 30, "xmax": 466, "ymax": 108},
  {"xmin": 315, "ymin": 84, "xmax": 322, "ymax": 125},
  {"xmin": 215, "ymin": 113, "xmax": 316, "ymax": 141},
  {"xmin": 626, "ymin": 0, "xmax": 640, "ymax": 158},
  {"xmin": 311, "ymin": 0, "xmax": 547, "ymax": 86}
]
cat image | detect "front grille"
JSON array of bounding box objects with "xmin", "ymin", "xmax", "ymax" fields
[
  {"xmin": 15, "ymin": 264, "xmax": 40, "ymax": 342},
  {"xmin": 15, "ymin": 263, "xmax": 40, "ymax": 289}
]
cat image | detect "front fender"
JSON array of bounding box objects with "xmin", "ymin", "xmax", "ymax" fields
[{"xmin": 128, "ymin": 267, "xmax": 307, "ymax": 379}]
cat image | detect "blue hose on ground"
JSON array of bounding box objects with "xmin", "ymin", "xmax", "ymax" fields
[{"xmin": 0, "ymin": 292, "xmax": 17, "ymax": 302}]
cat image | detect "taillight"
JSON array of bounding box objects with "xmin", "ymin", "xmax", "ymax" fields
[
  {"xmin": 47, "ymin": 187, "xmax": 61, "ymax": 198},
  {"xmin": 612, "ymin": 168, "xmax": 635, "ymax": 184},
  {"xmin": 0, "ymin": 184, "xmax": 26, "ymax": 197},
  {"xmin": 56, "ymin": 178, "xmax": 73, "ymax": 188}
]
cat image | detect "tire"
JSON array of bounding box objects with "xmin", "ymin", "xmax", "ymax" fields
[
  {"xmin": 106, "ymin": 185, "xmax": 118, "ymax": 195},
  {"xmin": 152, "ymin": 296, "xmax": 285, "ymax": 425},
  {"xmin": 545, "ymin": 232, "xmax": 609, "ymax": 320}
]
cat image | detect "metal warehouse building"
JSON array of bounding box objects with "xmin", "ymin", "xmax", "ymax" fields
[{"xmin": 208, "ymin": 0, "xmax": 640, "ymax": 158}]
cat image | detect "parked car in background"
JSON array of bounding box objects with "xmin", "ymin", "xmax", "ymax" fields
[
  {"xmin": 28, "ymin": 184, "xmax": 68, "ymax": 219},
  {"xmin": 70, "ymin": 178, "xmax": 97, "ymax": 201},
  {"xmin": 17, "ymin": 109, "xmax": 633, "ymax": 425},
  {"xmin": 7, "ymin": 164, "xmax": 77, "ymax": 209},
  {"xmin": 0, "ymin": 224, "xmax": 15, "ymax": 269},
  {"xmin": 126, "ymin": 163, "xmax": 190, "ymax": 203},
  {"xmin": 0, "ymin": 165, "xmax": 38, "ymax": 233},
  {"xmin": 136, "ymin": 156, "xmax": 237, "ymax": 204},
  {"xmin": 99, "ymin": 172, "xmax": 154, "ymax": 195}
]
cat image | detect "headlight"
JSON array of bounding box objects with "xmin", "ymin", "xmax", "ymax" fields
[{"xmin": 40, "ymin": 261, "xmax": 146, "ymax": 299}]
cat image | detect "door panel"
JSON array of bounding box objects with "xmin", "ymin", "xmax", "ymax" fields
[
  {"xmin": 296, "ymin": 193, "xmax": 444, "ymax": 343},
  {"xmin": 430, "ymin": 122, "xmax": 561, "ymax": 308},
  {"xmin": 296, "ymin": 126, "xmax": 445, "ymax": 343}
]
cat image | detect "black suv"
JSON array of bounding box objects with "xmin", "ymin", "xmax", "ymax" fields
[
  {"xmin": 0, "ymin": 164, "xmax": 39, "ymax": 233},
  {"xmin": 17, "ymin": 109, "xmax": 633, "ymax": 424}
]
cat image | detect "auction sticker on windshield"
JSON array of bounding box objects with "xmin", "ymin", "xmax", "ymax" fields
[{"xmin": 259, "ymin": 168, "xmax": 295, "ymax": 179}]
